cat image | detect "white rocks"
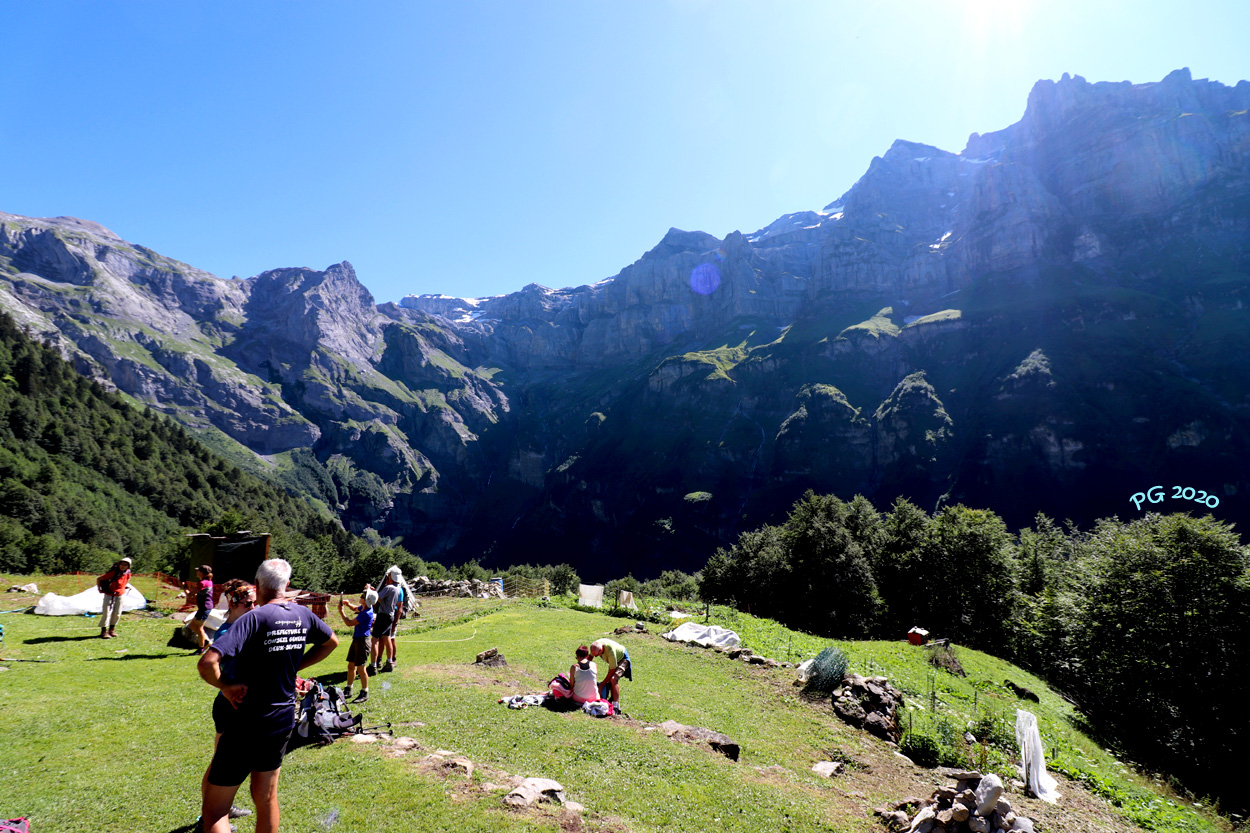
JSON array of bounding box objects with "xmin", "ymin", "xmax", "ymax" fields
[
  {"xmin": 890, "ymin": 772, "xmax": 1033, "ymax": 833},
  {"xmin": 811, "ymin": 761, "xmax": 844, "ymax": 778},
  {"xmin": 974, "ymin": 773, "xmax": 1003, "ymax": 816},
  {"xmin": 503, "ymin": 778, "xmax": 567, "ymax": 807}
]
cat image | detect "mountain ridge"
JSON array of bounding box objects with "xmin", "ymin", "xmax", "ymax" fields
[{"xmin": 3, "ymin": 68, "xmax": 1249, "ymax": 574}]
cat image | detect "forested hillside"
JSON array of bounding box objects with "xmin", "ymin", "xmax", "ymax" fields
[
  {"xmin": 0, "ymin": 311, "xmax": 416, "ymax": 589},
  {"xmin": 700, "ymin": 492, "xmax": 1250, "ymax": 815}
]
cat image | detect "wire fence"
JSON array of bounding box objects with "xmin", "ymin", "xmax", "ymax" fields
[{"xmin": 502, "ymin": 575, "xmax": 550, "ymax": 598}]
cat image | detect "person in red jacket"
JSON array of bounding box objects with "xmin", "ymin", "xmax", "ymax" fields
[{"xmin": 96, "ymin": 557, "xmax": 132, "ymax": 639}]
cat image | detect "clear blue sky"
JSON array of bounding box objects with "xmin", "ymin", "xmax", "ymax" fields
[{"xmin": 3, "ymin": 1, "xmax": 1248, "ymax": 304}]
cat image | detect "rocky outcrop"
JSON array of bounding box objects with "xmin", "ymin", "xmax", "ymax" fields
[
  {"xmin": 831, "ymin": 673, "xmax": 905, "ymax": 743},
  {"xmin": 3, "ymin": 70, "xmax": 1250, "ymax": 568}
]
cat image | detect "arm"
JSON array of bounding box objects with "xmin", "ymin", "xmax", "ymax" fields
[
  {"xmin": 197, "ymin": 648, "xmax": 247, "ymax": 706},
  {"xmin": 338, "ymin": 597, "xmax": 359, "ymax": 625},
  {"xmin": 298, "ymin": 632, "xmax": 339, "ymax": 672}
]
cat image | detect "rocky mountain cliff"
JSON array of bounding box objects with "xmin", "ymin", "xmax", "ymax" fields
[{"xmin": 4, "ymin": 69, "xmax": 1249, "ymax": 577}]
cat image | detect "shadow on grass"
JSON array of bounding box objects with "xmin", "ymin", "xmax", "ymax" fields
[
  {"xmin": 86, "ymin": 653, "xmax": 184, "ymax": 661},
  {"xmin": 163, "ymin": 824, "xmax": 197, "ymax": 833},
  {"xmin": 22, "ymin": 635, "xmax": 102, "ymax": 644}
]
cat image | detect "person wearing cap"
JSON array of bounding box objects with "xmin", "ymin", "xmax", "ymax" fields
[
  {"xmin": 338, "ymin": 588, "xmax": 377, "ymax": 703},
  {"xmin": 368, "ymin": 567, "xmax": 402, "ymax": 675},
  {"xmin": 96, "ymin": 557, "xmax": 133, "ymax": 639}
]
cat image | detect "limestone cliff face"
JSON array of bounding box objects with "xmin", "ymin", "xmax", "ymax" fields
[{"xmin": 3, "ymin": 70, "xmax": 1250, "ymax": 573}]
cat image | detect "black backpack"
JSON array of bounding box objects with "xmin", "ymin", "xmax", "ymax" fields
[{"xmin": 291, "ymin": 682, "xmax": 362, "ymax": 749}]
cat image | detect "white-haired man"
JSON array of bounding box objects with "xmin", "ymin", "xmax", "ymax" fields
[
  {"xmin": 197, "ymin": 558, "xmax": 338, "ymax": 833},
  {"xmin": 368, "ymin": 566, "xmax": 402, "ymax": 675}
]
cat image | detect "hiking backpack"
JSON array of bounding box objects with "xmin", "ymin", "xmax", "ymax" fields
[{"xmin": 291, "ymin": 682, "xmax": 362, "ymax": 749}]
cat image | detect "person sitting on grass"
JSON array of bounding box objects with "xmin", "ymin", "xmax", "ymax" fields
[
  {"xmin": 589, "ymin": 638, "xmax": 631, "ymax": 711},
  {"xmin": 570, "ymin": 645, "xmax": 599, "ymax": 704},
  {"xmin": 188, "ymin": 565, "xmax": 214, "ymax": 655},
  {"xmin": 338, "ymin": 588, "xmax": 377, "ymax": 704}
]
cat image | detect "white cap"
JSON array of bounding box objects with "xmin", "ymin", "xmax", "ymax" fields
[
  {"xmin": 363, "ymin": 589, "xmax": 379, "ymax": 607},
  {"xmin": 386, "ymin": 565, "xmax": 402, "ymax": 581}
]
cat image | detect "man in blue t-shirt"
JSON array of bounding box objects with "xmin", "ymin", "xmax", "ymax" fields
[
  {"xmin": 338, "ymin": 588, "xmax": 376, "ymax": 703},
  {"xmin": 197, "ymin": 559, "xmax": 338, "ymax": 833}
]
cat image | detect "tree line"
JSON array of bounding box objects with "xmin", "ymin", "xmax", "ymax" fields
[
  {"xmin": 699, "ymin": 490, "xmax": 1249, "ymax": 815},
  {"xmin": 0, "ymin": 310, "xmax": 587, "ymax": 598}
]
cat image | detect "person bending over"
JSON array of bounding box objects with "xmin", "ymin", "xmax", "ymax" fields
[{"xmin": 589, "ymin": 638, "xmax": 632, "ymax": 710}]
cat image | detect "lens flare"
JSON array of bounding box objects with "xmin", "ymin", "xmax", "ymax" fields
[{"xmin": 690, "ymin": 262, "xmax": 721, "ymax": 295}]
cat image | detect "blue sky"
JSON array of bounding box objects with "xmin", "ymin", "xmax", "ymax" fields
[{"xmin": 3, "ymin": 1, "xmax": 1248, "ymax": 304}]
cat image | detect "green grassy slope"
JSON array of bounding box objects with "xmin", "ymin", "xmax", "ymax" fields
[{"xmin": 0, "ymin": 577, "xmax": 1225, "ymax": 833}]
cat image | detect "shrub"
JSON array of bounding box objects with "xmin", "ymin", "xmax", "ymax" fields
[
  {"xmin": 805, "ymin": 646, "xmax": 849, "ymax": 694},
  {"xmin": 901, "ymin": 731, "xmax": 942, "ymax": 768},
  {"xmin": 927, "ymin": 642, "xmax": 966, "ymax": 676}
]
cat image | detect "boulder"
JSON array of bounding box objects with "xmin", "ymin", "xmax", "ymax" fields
[
  {"xmin": 503, "ymin": 777, "xmax": 566, "ymax": 807},
  {"xmin": 658, "ymin": 720, "xmax": 740, "ymax": 761},
  {"xmin": 811, "ymin": 761, "xmax": 843, "ymax": 778},
  {"xmin": 974, "ymin": 774, "xmax": 1003, "ymax": 816}
]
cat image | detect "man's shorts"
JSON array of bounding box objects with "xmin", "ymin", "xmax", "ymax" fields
[
  {"xmin": 194, "ymin": 608, "xmax": 211, "ymax": 622},
  {"xmin": 373, "ymin": 613, "xmax": 394, "ymax": 638},
  {"xmin": 212, "ymin": 694, "xmax": 236, "ymax": 735},
  {"xmin": 207, "ymin": 715, "xmax": 295, "ymax": 786},
  {"xmin": 346, "ymin": 636, "xmax": 369, "ymax": 666}
]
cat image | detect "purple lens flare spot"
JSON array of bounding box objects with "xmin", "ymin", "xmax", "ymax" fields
[{"xmin": 690, "ymin": 262, "xmax": 721, "ymax": 295}]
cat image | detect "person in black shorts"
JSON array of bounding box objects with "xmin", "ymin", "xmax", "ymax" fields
[
  {"xmin": 197, "ymin": 559, "xmax": 337, "ymax": 833},
  {"xmin": 368, "ymin": 566, "xmax": 402, "ymax": 675},
  {"xmin": 188, "ymin": 564, "xmax": 214, "ymax": 654},
  {"xmin": 338, "ymin": 587, "xmax": 377, "ymax": 703}
]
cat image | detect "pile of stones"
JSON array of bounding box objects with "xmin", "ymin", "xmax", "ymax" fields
[
  {"xmin": 831, "ymin": 673, "xmax": 905, "ymax": 743},
  {"xmin": 410, "ymin": 576, "xmax": 505, "ymax": 598},
  {"xmin": 875, "ymin": 772, "xmax": 1035, "ymax": 833},
  {"xmin": 726, "ymin": 646, "xmax": 789, "ymax": 668}
]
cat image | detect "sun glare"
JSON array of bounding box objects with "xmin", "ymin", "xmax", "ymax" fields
[{"xmin": 959, "ymin": 0, "xmax": 1033, "ymax": 46}]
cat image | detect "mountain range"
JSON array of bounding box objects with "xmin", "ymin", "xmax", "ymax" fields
[{"xmin": 3, "ymin": 68, "xmax": 1249, "ymax": 578}]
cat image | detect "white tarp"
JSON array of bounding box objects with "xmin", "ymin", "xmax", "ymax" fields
[
  {"xmin": 577, "ymin": 584, "xmax": 604, "ymax": 608},
  {"xmin": 1015, "ymin": 709, "xmax": 1061, "ymax": 803},
  {"xmin": 34, "ymin": 584, "xmax": 147, "ymax": 616},
  {"xmin": 661, "ymin": 622, "xmax": 741, "ymax": 650},
  {"xmin": 617, "ymin": 590, "xmax": 638, "ymax": 610}
]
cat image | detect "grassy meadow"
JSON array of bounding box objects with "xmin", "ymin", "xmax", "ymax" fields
[{"xmin": 0, "ymin": 574, "xmax": 1228, "ymax": 833}]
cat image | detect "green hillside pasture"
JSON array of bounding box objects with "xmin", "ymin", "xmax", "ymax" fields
[{"xmin": 0, "ymin": 582, "xmax": 1224, "ymax": 833}]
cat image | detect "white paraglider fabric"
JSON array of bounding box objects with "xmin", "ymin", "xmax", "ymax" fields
[
  {"xmin": 34, "ymin": 584, "xmax": 147, "ymax": 616},
  {"xmin": 1016, "ymin": 709, "xmax": 1061, "ymax": 803},
  {"xmin": 661, "ymin": 622, "xmax": 741, "ymax": 650}
]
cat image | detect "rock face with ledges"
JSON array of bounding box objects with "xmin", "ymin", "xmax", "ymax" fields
[{"xmin": 3, "ymin": 69, "xmax": 1250, "ymax": 571}]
